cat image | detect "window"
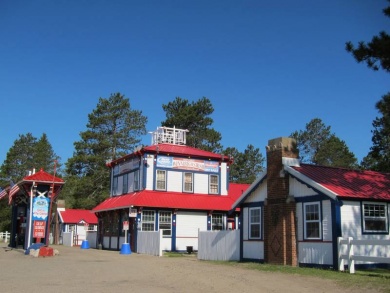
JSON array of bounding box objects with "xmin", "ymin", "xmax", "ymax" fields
[
  {"xmin": 209, "ymin": 175, "xmax": 219, "ymax": 194},
  {"xmin": 183, "ymin": 172, "xmax": 193, "ymax": 192},
  {"xmin": 363, "ymin": 203, "xmax": 388, "ymax": 233},
  {"xmin": 156, "ymin": 170, "xmax": 166, "ymax": 191},
  {"xmin": 212, "ymin": 213, "xmax": 223, "ymax": 230},
  {"xmin": 68, "ymin": 224, "xmax": 76, "ymax": 233},
  {"xmin": 159, "ymin": 211, "xmax": 172, "ymax": 236},
  {"xmin": 122, "ymin": 174, "xmax": 128, "ymax": 194},
  {"xmin": 142, "ymin": 210, "xmax": 155, "ymax": 231},
  {"xmin": 87, "ymin": 225, "xmax": 96, "ymax": 231},
  {"xmin": 112, "ymin": 177, "xmax": 118, "ymax": 195},
  {"xmin": 249, "ymin": 207, "xmax": 261, "ymax": 239},
  {"xmin": 134, "ymin": 170, "xmax": 140, "ymax": 191},
  {"xmin": 304, "ymin": 202, "xmax": 321, "ymax": 239}
]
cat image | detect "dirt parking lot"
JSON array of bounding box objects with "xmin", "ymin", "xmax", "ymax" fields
[{"xmin": 0, "ymin": 243, "xmax": 380, "ymax": 293}]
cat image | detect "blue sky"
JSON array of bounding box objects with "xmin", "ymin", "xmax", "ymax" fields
[{"xmin": 0, "ymin": 0, "xmax": 388, "ymax": 169}]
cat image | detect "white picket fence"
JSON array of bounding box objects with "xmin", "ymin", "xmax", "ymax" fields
[
  {"xmin": 0, "ymin": 231, "xmax": 10, "ymax": 243},
  {"xmin": 338, "ymin": 237, "xmax": 390, "ymax": 273}
]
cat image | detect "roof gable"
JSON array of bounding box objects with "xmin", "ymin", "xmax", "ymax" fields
[
  {"xmin": 23, "ymin": 168, "xmax": 64, "ymax": 184},
  {"xmin": 290, "ymin": 164, "xmax": 390, "ymax": 201},
  {"xmin": 59, "ymin": 209, "xmax": 98, "ymax": 224}
]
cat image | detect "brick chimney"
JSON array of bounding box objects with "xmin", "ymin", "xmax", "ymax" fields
[{"xmin": 264, "ymin": 137, "xmax": 298, "ymax": 266}]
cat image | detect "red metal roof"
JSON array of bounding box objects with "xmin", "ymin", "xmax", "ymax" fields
[
  {"xmin": 59, "ymin": 209, "xmax": 98, "ymax": 224},
  {"xmin": 23, "ymin": 168, "xmax": 64, "ymax": 184},
  {"xmin": 291, "ymin": 164, "xmax": 390, "ymax": 201},
  {"xmin": 109, "ymin": 143, "xmax": 232, "ymax": 166},
  {"xmin": 93, "ymin": 183, "xmax": 249, "ymax": 213}
]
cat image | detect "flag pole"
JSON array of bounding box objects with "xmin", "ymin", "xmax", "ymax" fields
[{"xmin": 45, "ymin": 161, "xmax": 57, "ymax": 246}]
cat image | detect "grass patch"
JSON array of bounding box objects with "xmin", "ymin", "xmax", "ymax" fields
[
  {"xmin": 163, "ymin": 251, "xmax": 197, "ymax": 257},
  {"xmin": 209, "ymin": 261, "xmax": 390, "ymax": 293}
]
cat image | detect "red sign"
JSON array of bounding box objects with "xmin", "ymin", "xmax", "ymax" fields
[
  {"xmin": 123, "ymin": 221, "xmax": 129, "ymax": 231},
  {"xmin": 33, "ymin": 220, "xmax": 46, "ymax": 238}
]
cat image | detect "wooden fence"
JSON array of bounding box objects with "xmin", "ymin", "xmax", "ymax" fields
[{"xmin": 338, "ymin": 237, "xmax": 390, "ymax": 273}]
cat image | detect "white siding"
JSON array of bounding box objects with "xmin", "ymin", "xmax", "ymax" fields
[
  {"xmin": 322, "ymin": 200, "xmax": 332, "ymax": 241},
  {"xmin": 299, "ymin": 242, "xmax": 333, "ymax": 265},
  {"xmin": 340, "ymin": 201, "xmax": 390, "ymax": 263},
  {"xmin": 242, "ymin": 207, "xmax": 249, "ymax": 240},
  {"xmin": 243, "ymin": 241, "xmax": 264, "ymax": 260},
  {"xmin": 161, "ymin": 236, "xmax": 171, "ymax": 251},
  {"xmin": 296, "ymin": 203, "xmax": 303, "ymax": 241},
  {"xmin": 145, "ymin": 157, "xmax": 155, "ymax": 190},
  {"xmin": 194, "ymin": 173, "xmax": 208, "ymax": 194},
  {"xmin": 289, "ymin": 177, "xmax": 318, "ymax": 198},
  {"xmin": 340, "ymin": 201, "xmax": 362, "ymax": 239},
  {"xmin": 220, "ymin": 162, "xmax": 228, "ymax": 195},
  {"xmin": 176, "ymin": 211, "xmax": 207, "ymax": 250},
  {"xmin": 245, "ymin": 183, "xmax": 266, "ymax": 203},
  {"xmin": 167, "ymin": 170, "xmax": 182, "ymax": 192}
]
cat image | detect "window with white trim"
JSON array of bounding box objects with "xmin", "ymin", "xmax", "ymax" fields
[
  {"xmin": 156, "ymin": 170, "xmax": 166, "ymax": 191},
  {"xmin": 134, "ymin": 170, "xmax": 140, "ymax": 190},
  {"xmin": 183, "ymin": 172, "xmax": 193, "ymax": 192},
  {"xmin": 304, "ymin": 202, "xmax": 321, "ymax": 239},
  {"xmin": 249, "ymin": 207, "xmax": 261, "ymax": 239},
  {"xmin": 363, "ymin": 203, "xmax": 388, "ymax": 233},
  {"xmin": 159, "ymin": 211, "xmax": 172, "ymax": 236},
  {"xmin": 209, "ymin": 175, "xmax": 219, "ymax": 194},
  {"xmin": 141, "ymin": 210, "xmax": 155, "ymax": 231},
  {"xmin": 212, "ymin": 213, "xmax": 223, "ymax": 230}
]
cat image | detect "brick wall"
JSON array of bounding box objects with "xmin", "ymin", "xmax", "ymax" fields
[{"xmin": 264, "ymin": 137, "xmax": 298, "ymax": 266}]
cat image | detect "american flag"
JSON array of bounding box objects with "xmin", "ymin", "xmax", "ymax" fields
[
  {"xmin": 8, "ymin": 184, "xmax": 20, "ymax": 204},
  {"xmin": 0, "ymin": 188, "xmax": 7, "ymax": 200}
]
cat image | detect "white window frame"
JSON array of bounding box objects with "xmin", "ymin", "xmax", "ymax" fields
[
  {"xmin": 209, "ymin": 174, "xmax": 219, "ymax": 194},
  {"xmin": 159, "ymin": 211, "xmax": 172, "ymax": 237},
  {"xmin": 362, "ymin": 202, "xmax": 388, "ymax": 233},
  {"xmin": 141, "ymin": 210, "xmax": 155, "ymax": 231},
  {"xmin": 156, "ymin": 170, "xmax": 166, "ymax": 191},
  {"xmin": 183, "ymin": 172, "xmax": 193, "ymax": 193},
  {"xmin": 212, "ymin": 213, "xmax": 224, "ymax": 230},
  {"xmin": 303, "ymin": 202, "xmax": 321, "ymax": 240},
  {"xmin": 249, "ymin": 207, "xmax": 261, "ymax": 239}
]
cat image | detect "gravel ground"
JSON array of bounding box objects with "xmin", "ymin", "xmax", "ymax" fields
[{"xmin": 0, "ymin": 243, "xmax": 379, "ymax": 293}]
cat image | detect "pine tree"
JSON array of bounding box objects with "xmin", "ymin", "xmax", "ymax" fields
[{"xmin": 63, "ymin": 93, "xmax": 147, "ymax": 208}]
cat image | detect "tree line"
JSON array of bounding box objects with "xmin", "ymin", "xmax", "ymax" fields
[{"xmin": 0, "ymin": 2, "xmax": 388, "ymax": 232}]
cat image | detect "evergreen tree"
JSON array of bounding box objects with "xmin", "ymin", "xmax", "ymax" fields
[
  {"xmin": 291, "ymin": 118, "xmax": 358, "ymax": 168},
  {"xmin": 224, "ymin": 145, "xmax": 265, "ymax": 184},
  {"xmin": 346, "ymin": 3, "xmax": 390, "ymax": 172},
  {"xmin": 0, "ymin": 133, "xmax": 60, "ymax": 231},
  {"xmin": 346, "ymin": 3, "xmax": 390, "ymax": 73},
  {"xmin": 161, "ymin": 97, "xmax": 223, "ymax": 152},
  {"xmin": 63, "ymin": 93, "xmax": 147, "ymax": 209},
  {"xmin": 362, "ymin": 93, "xmax": 390, "ymax": 172}
]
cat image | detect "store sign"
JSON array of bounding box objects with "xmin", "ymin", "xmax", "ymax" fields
[
  {"xmin": 156, "ymin": 155, "xmax": 219, "ymax": 173},
  {"xmin": 33, "ymin": 220, "xmax": 46, "ymax": 238},
  {"xmin": 32, "ymin": 197, "xmax": 50, "ymax": 221}
]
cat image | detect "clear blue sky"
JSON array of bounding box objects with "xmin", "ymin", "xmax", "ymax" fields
[{"xmin": 0, "ymin": 0, "xmax": 388, "ymax": 169}]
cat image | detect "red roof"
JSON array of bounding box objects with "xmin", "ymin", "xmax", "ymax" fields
[
  {"xmin": 291, "ymin": 164, "xmax": 390, "ymax": 201},
  {"xmin": 93, "ymin": 183, "xmax": 249, "ymax": 212},
  {"xmin": 59, "ymin": 209, "xmax": 98, "ymax": 224},
  {"xmin": 109, "ymin": 143, "xmax": 232, "ymax": 166},
  {"xmin": 23, "ymin": 168, "xmax": 64, "ymax": 184}
]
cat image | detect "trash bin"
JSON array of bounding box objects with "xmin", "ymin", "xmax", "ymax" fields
[{"xmin": 186, "ymin": 246, "xmax": 193, "ymax": 254}]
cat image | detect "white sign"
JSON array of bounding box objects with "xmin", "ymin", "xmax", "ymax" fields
[
  {"xmin": 129, "ymin": 209, "xmax": 137, "ymax": 217},
  {"xmin": 123, "ymin": 221, "xmax": 129, "ymax": 231}
]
